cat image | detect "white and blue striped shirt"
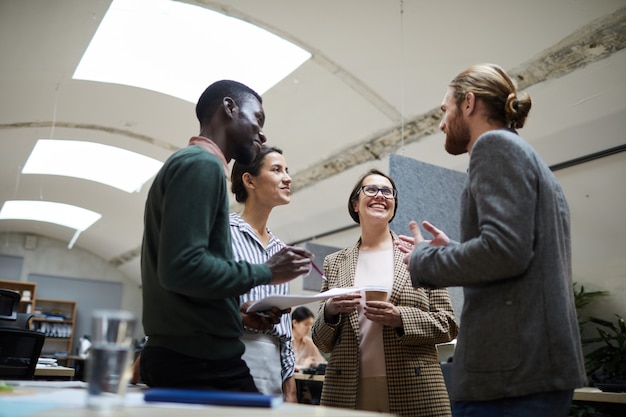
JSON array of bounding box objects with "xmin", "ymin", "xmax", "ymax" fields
[{"xmin": 230, "ymin": 212, "xmax": 295, "ymax": 382}]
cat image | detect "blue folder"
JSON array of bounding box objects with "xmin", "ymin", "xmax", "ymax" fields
[{"xmin": 144, "ymin": 388, "xmax": 283, "ymax": 408}]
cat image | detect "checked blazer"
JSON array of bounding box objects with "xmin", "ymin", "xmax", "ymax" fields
[{"xmin": 311, "ymin": 232, "xmax": 459, "ymax": 417}]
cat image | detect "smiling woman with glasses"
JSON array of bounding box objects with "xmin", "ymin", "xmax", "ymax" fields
[
  {"xmin": 311, "ymin": 168, "xmax": 459, "ymax": 417},
  {"xmin": 347, "ymin": 170, "xmax": 399, "ymax": 224}
]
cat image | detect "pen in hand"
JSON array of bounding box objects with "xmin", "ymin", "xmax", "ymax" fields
[{"xmin": 310, "ymin": 262, "xmax": 327, "ymax": 281}]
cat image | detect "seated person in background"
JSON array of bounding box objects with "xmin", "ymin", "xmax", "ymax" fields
[
  {"xmin": 292, "ymin": 306, "xmax": 326, "ymax": 405},
  {"xmin": 291, "ymin": 306, "xmax": 326, "ymax": 370}
]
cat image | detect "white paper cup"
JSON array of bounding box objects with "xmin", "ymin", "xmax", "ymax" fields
[
  {"xmin": 364, "ymin": 286, "xmax": 389, "ymax": 302},
  {"xmin": 86, "ymin": 310, "xmax": 136, "ymax": 411}
]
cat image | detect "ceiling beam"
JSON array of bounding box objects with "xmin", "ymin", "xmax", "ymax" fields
[{"xmin": 288, "ymin": 6, "xmax": 626, "ymax": 194}]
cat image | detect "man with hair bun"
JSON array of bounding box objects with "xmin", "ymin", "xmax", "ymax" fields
[{"xmin": 397, "ymin": 63, "xmax": 586, "ymax": 416}]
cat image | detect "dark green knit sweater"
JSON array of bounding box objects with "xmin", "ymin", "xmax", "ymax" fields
[{"xmin": 141, "ymin": 145, "xmax": 272, "ymax": 359}]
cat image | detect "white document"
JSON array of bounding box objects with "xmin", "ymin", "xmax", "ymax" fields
[{"xmin": 246, "ymin": 287, "xmax": 364, "ymax": 313}]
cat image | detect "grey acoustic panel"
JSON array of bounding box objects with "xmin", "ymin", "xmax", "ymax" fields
[
  {"xmin": 389, "ymin": 154, "xmax": 466, "ymax": 240},
  {"xmin": 302, "ymin": 242, "xmax": 340, "ymax": 292},
  {"xmin": 389, "ymin": 153, "xmax": 466, "ymax": 323},
  {"xmin": 28, "ymin": 274, "xmax": 123, "ymax": 355},
  {"xmin": 0, "ymin": 254, "xmax": 23, "ymax": 281}
]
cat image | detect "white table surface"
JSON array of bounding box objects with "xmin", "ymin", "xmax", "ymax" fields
[{"xmin": 0, "ymin": 381, "xmax": 398, "ymax": 417}]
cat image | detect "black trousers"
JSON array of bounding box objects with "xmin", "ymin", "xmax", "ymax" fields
[{"xmin": 140, "ymin": 345, "xmax": 258, "ymax": 392}]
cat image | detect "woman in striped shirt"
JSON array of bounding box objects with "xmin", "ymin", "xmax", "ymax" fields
[{"xmin": 230, "ymin": 145, "xmax": 296, "ymax": 402}]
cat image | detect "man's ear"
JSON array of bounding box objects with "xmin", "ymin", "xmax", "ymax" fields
[
  {"xmin": 464, "ymin": 92, "xmax": 476, "ymax": 116},
  {"xmin": 223, "ymin": 97, "xmax": 237, "ymax": 119}
]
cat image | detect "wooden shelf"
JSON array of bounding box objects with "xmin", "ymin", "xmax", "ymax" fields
[
  {"xmin": 0, "ymin": 279, "xmax": 36, "ymax": 314},
  {"xmin": 33, "ymin": 298, "xmax": 77, "ymax": 357},
  {"xmin": 0, "ymin": 280, "xmax": 78, "ymax": 358}
]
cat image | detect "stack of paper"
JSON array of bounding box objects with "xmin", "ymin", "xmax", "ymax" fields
[{"xmin": 246, "ymin": 287, "xmax": 365, "ymax": 313}]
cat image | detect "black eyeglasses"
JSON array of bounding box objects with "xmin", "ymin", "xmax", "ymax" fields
[{"xmin": 358, "ymin": 185, "xmax": 397, "ymax": 199}]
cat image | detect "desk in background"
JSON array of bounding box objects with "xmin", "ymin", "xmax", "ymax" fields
[
  {"xmin": 572, "ymin": 387, "xmax": 626, "ymax": 416},
  {"xmin": 293, "ymin": 372, "xmax": 324, "ymax": 383},
  {"xmin": 34, "ymin": 364, "xmax": 75, "ymax": 380},
  {"xmin": 574, "ymin": 387, "xmax": 626, "ymax": 404},
  {"xmin": 56, "ymin": 355, "xmax": 87, "ymax": 381},
  {"xmin": 293, "ymin": 372, "xmax": 324, "ymax": 405}
]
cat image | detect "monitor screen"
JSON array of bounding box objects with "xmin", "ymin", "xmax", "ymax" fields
[{"xmin": 0, "ymin": 294, "xmax": 17, "ymax": 319}]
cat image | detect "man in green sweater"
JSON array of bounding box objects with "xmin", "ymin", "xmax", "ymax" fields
[{"xmin": 140, "ymin": 80, "xmax": 313, "ymax": 392}]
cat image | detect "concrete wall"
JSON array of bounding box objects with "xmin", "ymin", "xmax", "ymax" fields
[{"xmin": 0, "ymin": 232, "xmax": 143, "ymax": 345}]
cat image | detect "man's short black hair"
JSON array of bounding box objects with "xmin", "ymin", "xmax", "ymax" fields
[{"xmin": 195, "ymin": 80, "xmax": 262, "ymax": 125}]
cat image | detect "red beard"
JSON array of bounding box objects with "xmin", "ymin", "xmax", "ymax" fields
[{"xmin": 444, "ymin": 110, "xmax": 471, "ymax": 155}]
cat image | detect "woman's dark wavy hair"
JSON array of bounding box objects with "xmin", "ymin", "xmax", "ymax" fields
[
  {"xmin": 347, "ymin": 168, "xmax": 398, "ymax": 224},
  {"xmin": 231, "ymin": 146, "xmax": 283, "ymax": 203}
]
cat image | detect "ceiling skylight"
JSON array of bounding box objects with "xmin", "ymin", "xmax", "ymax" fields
[
  {"xmin": 22, "ymin": 139, "xmax": 163, "ymax": 193},
  {"xmin": 73, "ymin": 0, "xmax": 311, "ymax": 102},
  {"xmin": 0, "ymin": 201, "xmax": 102, "ymax": 232},
  {"xmin": 0, "ymin": 200, "xmax": 102, "ymax": 249}
]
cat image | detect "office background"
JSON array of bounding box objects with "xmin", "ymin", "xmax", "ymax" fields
[{"xmin": 1, "ymin": 1, "xmax": 625, "ymax": 354}]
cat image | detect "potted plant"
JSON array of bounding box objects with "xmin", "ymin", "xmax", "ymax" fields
[
  {"xmin": 569, "ymin": 403, "xmax": 610, "ymax": 417},
  {"xmin": 574, "ymin": 283, "xmax": 609, "ymax": 310},
  {"xmin": 583, "ymin": 314, "xmax": 626, "ymax": 392},
  {"xmin": 569, "ymin": 284, "xmax": 623, "ymax": 416}
]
